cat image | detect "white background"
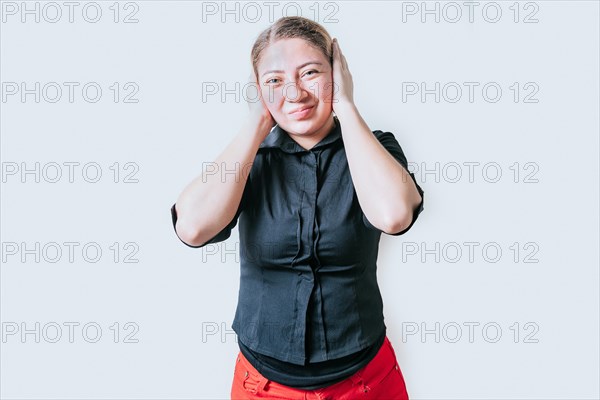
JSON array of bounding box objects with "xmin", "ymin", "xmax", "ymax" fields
[{"xmin": 1, "ymin": 1, "xmax": 599, "ymax": 398}]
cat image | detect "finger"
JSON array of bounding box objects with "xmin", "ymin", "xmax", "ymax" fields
[
  {"xmin": 250, "ymin": 72, "xmax": 262, "ymax": 99},
  {"xmin": 335, "ymin": 41, "xmax": 346, "ymax": 67},
  {"xmin": 334, "ymin": 39, "xmax": 341, "ymax": 53},
  {"xmin": 332, "ymin": 38, "xmax": 340, "ymax": 64},
  {"xmin": 334, "ymin": 39, "xmax": 347, "ymax": 71}
]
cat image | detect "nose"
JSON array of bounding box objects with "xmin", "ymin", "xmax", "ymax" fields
[{"xmin": 283, "ymin": 81, "xmax": 308, "ymax": 103}]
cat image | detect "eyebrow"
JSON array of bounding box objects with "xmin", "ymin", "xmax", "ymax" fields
[{"xmin": 261, "ymin": 62, "xmax": 323, "ymax": 77}]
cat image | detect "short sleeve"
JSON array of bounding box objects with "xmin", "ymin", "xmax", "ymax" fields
[
  {"xmin": 171, "ymin": 177, "xmax": 252, "ymax": 248},
  {"xmin": 362, "ymin": 130, "xmax": 425, "ymax": 236}
]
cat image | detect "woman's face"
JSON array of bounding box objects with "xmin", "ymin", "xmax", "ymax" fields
[{"xmin": 256, "ymin": 38, "xmax": 333, "ymax": 136}]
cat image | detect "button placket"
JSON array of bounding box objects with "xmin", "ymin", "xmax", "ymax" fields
[
  {"xmin": 293, "ymin": 274, "xmax": 314, "ymax": 363},
  {"xmin": 314, "ymin": 278, "xmax": 328, "ymax": 356},
  {"xmin": 292, "ymin": 208, "xmax": 302, "ymax": 270},
  {"xmin": 306, "ymin": 151, "xmax": 319, "ymax": 258},
  {"xmin": 312, "ymin": 150, "xmax": 323, "ymax": 272},
  {"xmin": 309, "ymin": 150, "xmax": 328, "ymax": 359},
  {"xmin": 292, "ymin": 151, "xmax": 321, "ymax": 363}
]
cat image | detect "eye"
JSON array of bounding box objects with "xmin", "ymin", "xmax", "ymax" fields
[
  {"xmin": 303, "ymin": 69, "xmax": 318, "ymax": 77},
  {"xmin": 265, "ymin": 77, "xmax": 280, "ymax": 85}
]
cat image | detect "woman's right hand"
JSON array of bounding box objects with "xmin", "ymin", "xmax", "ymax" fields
[{"xmin": 247, "ymin": 72, "xmax": 276, "ymax": 131}]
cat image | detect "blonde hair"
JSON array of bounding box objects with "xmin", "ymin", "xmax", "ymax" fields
[{"xmin": 251, "ymin": 16, "xmax": 333, "ymax": 80}]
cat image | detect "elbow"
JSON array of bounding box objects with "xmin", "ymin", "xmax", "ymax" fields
[
  {"xmin": 175, "ymin": 219, "xmax": 206, "ymax": 247},
  {"xmin": 384, "ymin": 193, "xmax": 423, "ymax": 234},
  {"xmin": 382, "ymin": 213, "xmax": 412, "ymax": 235},
  {"xmin": 382, "ymin": 200, "xmax": 417, "ymax": 235}
]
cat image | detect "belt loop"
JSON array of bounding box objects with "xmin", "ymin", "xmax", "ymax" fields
[
  {"xmin": 349, "ymin": 371, "xmax": 371, "ymax": 393},
  {"xmin": 256, "ymin": 376, "xmax": 269, "ymax": 392},
  {"xmin": 349, "ymin": 371, "xmax": 363, "ymax": 386}
]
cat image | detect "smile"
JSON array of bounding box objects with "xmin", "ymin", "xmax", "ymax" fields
[{"xmin": 289, "ymin": 105, "xmax": 315, "ymax": 119}]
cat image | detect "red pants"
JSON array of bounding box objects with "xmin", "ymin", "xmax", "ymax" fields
[{"xmin": 230, "ymin": 336, "xmax": 409, "ymax": 399}]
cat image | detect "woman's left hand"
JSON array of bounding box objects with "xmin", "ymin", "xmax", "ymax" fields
[{"xmin": 331, "ymin": 38, "xmax": 355, "ymax": 113}]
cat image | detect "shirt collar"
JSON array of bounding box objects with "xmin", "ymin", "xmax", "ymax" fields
[{"xmin": 259, "ymin": 115, "xmax": 341, "ymax": 154}]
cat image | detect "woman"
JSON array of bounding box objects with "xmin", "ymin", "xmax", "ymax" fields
[{"xmin": 171, "ymin": 16, "xmax": 424, "ymax": 399}]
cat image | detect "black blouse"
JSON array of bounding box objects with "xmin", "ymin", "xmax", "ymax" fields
[{"xmin": 170, "ymin": 116, "xmax": 425, "ymax": 388}]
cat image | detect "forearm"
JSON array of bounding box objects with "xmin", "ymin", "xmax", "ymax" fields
[
  {"xmin": 336, "ymin": 103, "xmax": 422, "ymax": 233},
  {"xmin": 174, "ymin": 115, "xmax": 272, "ymax": 246}
]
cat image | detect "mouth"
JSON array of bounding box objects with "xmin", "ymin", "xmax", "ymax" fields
[{"xmin": 288, "ymin": 105, "xmax": 315, "ymax": 119}]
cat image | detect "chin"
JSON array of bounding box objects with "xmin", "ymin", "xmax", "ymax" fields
[
  {"xmin": 284, "ymin": 115, "xmax": 328, "ymax": 135},
  {"xmin": 284, "ymin": 120, "xmax": 317, "ymax": 135}
]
